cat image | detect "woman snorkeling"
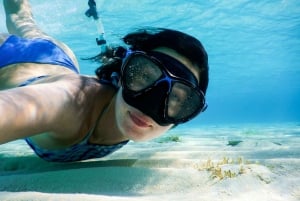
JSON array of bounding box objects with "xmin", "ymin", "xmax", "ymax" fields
[{"xmin": 0, "ymin": 0, "xmax": 209, "ymax": 162}]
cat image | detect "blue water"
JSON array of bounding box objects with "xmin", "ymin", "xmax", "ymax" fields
[{"xmin": 0, "ymin": 0, "xmax": 299, "ymax": 126}]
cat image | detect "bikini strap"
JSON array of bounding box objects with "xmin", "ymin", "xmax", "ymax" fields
[
  {"xmin": 18, "ymin": 75, "xmax": 50, "ymax": 87},
  {"xmin": 79, "ymin": 110, "xmax": 103, "ymax": 144}
]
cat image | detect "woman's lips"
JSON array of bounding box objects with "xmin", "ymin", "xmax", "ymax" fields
[{"xmin": 129, "ymin": 111, "xmax": 151, "ymax": 128}]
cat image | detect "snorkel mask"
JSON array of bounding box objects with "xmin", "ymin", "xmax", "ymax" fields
[{"xmin": 120, "ymin": 50, "xmax": 207, "ymax": 126}]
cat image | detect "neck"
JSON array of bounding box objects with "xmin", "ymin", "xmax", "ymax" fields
[{"xmin": 90, "ymin": 94, "xmax": 128, "ymax": 145}]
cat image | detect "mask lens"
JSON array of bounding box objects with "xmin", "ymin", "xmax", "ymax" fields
[
  {"xmin": 167, "ymin": 82, "xmax": 202, "ymax": 120},
  {"xmin": 123, "ymin": 55, "xmax": 163, "ymax": 91}
]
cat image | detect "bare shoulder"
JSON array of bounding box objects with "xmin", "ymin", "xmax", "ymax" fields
[
  {"xmin": 40, "ymin": 74, "xmax": 115, "ymax": 96},
  {"xmin": 37, "ymin": 74, "xmax": 117, "ymax": 112},
  {"xmin": 37, "ymin": 74, "xmax": 118, "ymax": 143}
]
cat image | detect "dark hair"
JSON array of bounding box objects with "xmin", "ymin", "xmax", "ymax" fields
[{"xmin": 93, "ymin": 28, "xmax": 209, "ymax": 94}]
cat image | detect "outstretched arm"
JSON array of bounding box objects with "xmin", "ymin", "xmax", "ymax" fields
[
  {"xmin": 0, "ymin": 81, "xmax": 71, "ymax": 144},
  {"xmin": 0, "ymin": 75, "xmax": 99, "ymax": 145}
]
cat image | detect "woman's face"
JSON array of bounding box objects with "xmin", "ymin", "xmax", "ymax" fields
[
  {"xmin": 115, "ymin": 89, "xmax": 172, "ymax": 141},
  {"xmin": 115, "ymin": 47, "xmax": 200, "ymax": 141}
]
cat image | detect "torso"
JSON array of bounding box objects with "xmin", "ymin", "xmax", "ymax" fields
[
  {"xmin": 0, "ymin": 34, "xmax": 127, "ymax": 150},
  {"xmin": 0, "ymin": 64, "xmax": 125, "ymax": 150},
  {"xmin": 27, "ymin": 73, "xmax": 123, "ymax": 150}
]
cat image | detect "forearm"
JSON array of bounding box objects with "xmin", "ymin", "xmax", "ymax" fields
[
  {"xmin": 0, "ymin": 89, "xmax": 50, "ymax": 144},
  {"xmin": 0, "ymin": 84, "xmax": 71, "ymax": 144}
]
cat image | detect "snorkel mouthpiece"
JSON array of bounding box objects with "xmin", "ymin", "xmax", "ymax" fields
[{"xmin": 85, "ymin": 0, "xmax": 98, "ymax": 20}]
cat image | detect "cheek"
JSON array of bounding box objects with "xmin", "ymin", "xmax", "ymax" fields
[{"xmin": 115, "ymin": 90, "xmax": 127, "ymax": 130}]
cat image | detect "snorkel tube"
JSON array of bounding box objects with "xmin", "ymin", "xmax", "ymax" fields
[{"xmin": 85, "ymin": 0, "xmax": 107, "ymax": 53}]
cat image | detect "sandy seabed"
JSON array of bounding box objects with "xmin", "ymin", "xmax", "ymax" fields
[{"xmin": 0, "ymin": 123, "xmax": 299, "ymax": 201}]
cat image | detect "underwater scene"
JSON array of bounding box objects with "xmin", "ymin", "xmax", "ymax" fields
[{"xmin": 0, "ymin": 0, "xmax": 299, "ymax": 200}]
